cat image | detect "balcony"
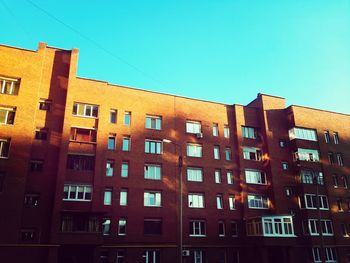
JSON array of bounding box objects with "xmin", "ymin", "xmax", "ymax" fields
[{"xmin": 246, "ymin": 215, "xmax": 296, "ymax": 238}]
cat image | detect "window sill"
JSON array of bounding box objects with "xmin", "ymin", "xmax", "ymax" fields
[
  {"xmin": 72, "ymin": 115, "xmax": 98, "ymax": 119},
  {"xmin": 189, "ymin": 235, "xmax": 206, "ymax": 237},
  {"xmin": 69, "ymin": 140, "xmax": 97, "ymax": 145}
]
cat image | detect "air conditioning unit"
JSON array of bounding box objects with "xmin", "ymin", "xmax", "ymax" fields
[
  {"xmin": 182, "ymin": 250, "xmax": 190, "ymax": 257},
  {"xmin": 196, "ymin": 132, "xmax": 203, "ymax": 138}
]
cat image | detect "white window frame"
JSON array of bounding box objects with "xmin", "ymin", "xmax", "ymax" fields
[
  {"xmin": 145, "ymin": 139, "xmax": 162, "ymax": 154},
  {"xmin": 124, "ymin": 111, "xmax": 131, "ymax": 126},
  {"xmin": 242, "ymin": 126, "xmax": 257, "ymax": 139},
  {"xmin": 186, "ymin": 120, "xmax": 201, "ymax": 134},
  {"xmin": 0, "ymin": 76, "xmax": 20, "ymax": 95},
  {"xmin": 216, "ymin": 194, "xmax": 223, "ymax": 209},
  {"xmin": 0, "ymin": 106, "xmax": 16, "ymax": 125},
  {"xmin": 248, "ymin": 194, "xmax": 269, "ymax": 209},
  {"xmin": 229, "ymin": 195, "xmax": 235, "ymax": 210},
  {"xmin": 187, "ymin": 143, "xmax": 202, "ymax": 158},
  {"xmin": 215, "ymin": 170, "xmax": 221, "ymax": 183},
  {"xmin": 63, "ymin": 184, "xmax": 92, "ymax": 201},
  {"xmin": 144, "ymin": 191, "xmax": 161, "ymax": 207},
  {"xmin": 145, "ymin": 115, "xmax": 162, "ymax": 130},
  {"xmin": 120, "ymin": 190, "xmax": 128, "ymax": 206},
  {"xmin": 325, "ymin": 247, "xmax": 337, "ymax": 262},
  {"xmin": 218, "ymin": 220, "xmax": 225, "ymax": 237},
  {"xmin": 0, "ymin": 138, "xmax": 10, "ymax": 158},
  {"xmin": 243, "ymin": 147, "xmax": 262, "ymax": 161},
  {"xmin": 72, "ymin": 102, "xmax": 98, "ymax": 118},
  {"xmin": 333, "ymin": 132, "xmax": 339, "ymax": 144},
  {"xmin": 225, "ymin": 147, "xmax": 231, "ymax": 161},
  {"xmin": 213, "ymin": 146, "xmax": 220, "ymax": 159},
  {"xmin": 262, "ymin": 216, "xmax": 294, "ymax": 237},
  {"xmin": 212, "ymin": 123, "xmax": 218, "ymax": 136},
  {"xmin": 187, "ymin": 167, "xmax": 203, "ymax": 182},
  {"xmin": 121, "ymin": 162, "xmax": 129, "ymax": 178},
  {"xmin": 104, "ymin": 189, "xmax": 112, "ymax": 205},
  {"xmin": 245, "ymin": 169, "xmax": 267, "ymax": 185},
  {"xmin": 223, "ymin": 125, "xmax": 230, "ymax": 138},
  {"xmin": 288, "ymin": 127, "xmax": 317, "ymax": 141},
  {"xmin": 188, "ymin": 193, "xmax": 204, "ymax": 208},
  {"xmin": 118, "ymin": 218, "xmax": 127, "ymax": 236},
  {"xmin": 144, "ymin": 164, "xmax": 161, "ymax": 180},
  {"xmin": 122, "ymin": 136, "xmax": 130, "ymax": 151},
  {"xmin": 189, "ymin": 221, "xmax": 206, "ymax": 237},
  {"xmin": 106, "ymin": 160, "xmax": 114, "ymax": 177},
  {"xmin": 227, "ymin": 171, "xmax": 233, "ymax": 184},
  {"xmin": 294, "ymin": 148, "xmax": 320, "ymax": 162}
]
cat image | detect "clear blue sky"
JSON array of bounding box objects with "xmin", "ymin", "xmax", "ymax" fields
[{"xmin": 1, "ymin": 0, "xmax": 349, "ymax": 113}]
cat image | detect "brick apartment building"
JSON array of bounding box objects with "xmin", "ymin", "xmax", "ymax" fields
[{"xmin": 0, "ymin": 42, "xmax": 349, "ymax": 263}]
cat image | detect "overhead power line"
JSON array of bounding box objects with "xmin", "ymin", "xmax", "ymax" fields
[{"xmin": 24, "ymin": 0, "xmax": 166, "ymax": 87}]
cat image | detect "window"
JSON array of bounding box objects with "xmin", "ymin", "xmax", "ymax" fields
[
  {"xmin": 187, "ymin": 167, "xmax": 203, "ymax": 182},
  {"xmin": 118, "ymin": 218, "xmax": 127, "ymax": 235},
  {"xmin": 66, "ymin": 154, "xmax": 95, "ymax": 171},
  {"xmin": 212, "ymin": 123, "xmax": 218, "ymax": 136},
  {"xmin": 215, "ymin": 170, "xmax": 221, "ymax": 183},
  {"xmin": 300, "ymin": 194, "xmax": 329, "ymax": 210},
  {"xmin": 0, "ymin": 106, "xmax": 16, "ymax": 124},
  {"xmin": 261, "ymin": 216, "xmax": 294, "ymax": 237},
  {"xmin": 323, "ymin": 131, "xmax": 330, "ymax": 144},
  {"xmin": 116, "ymin": 251, "xmax": 125, "ymax": 263},
  {"xmin": 186, "ymin": 120, "xmax": 201, "ymax": 134},
  {"xmin": 189, "ymin": 220, "xmax": 206, "ymax": 236},
  {"xmin": 325, "ymin": 247, "xmax": 337, "ymax": 262},
  {"xmin": 321, "ymin": 220, "xmax": 333, "ymax": 236},
  {"xmin": 120, "ymin": 189, "xmax": 128, "ymax": 206},
  {"xmin": 102, "ymin": 218, "xmax": 111, "ymax": 235},
  {"xmin": 218, "ymin": 221, "xmax": 225, "ymax": 236},
  {"xmin": 216, "ymin": 194, "xmax": 223, "ymax": 209},
  {"xmin": 225, "ymin": 147, "xmax": 232, "ymax": 161},
  {"xmin": 337, "ymin": 199, "xmax": 343, "ymax": 212},
  {"xmin": 281, "ymin": 161, "xmax": 289, "ymax": 170},
  {"xmin": 312, "ymin": 247, "xmax": 321, "ymax": 263},
  {"xmin": 144, "ymin": 164, "xmax": 161, "ymax": 180},
  {"xmin": 142, "ymin": 250, "xmax": 160, "ymax": 263},
  {"xmin": 104, "ymin": 188, "xmax": 112, "ymax": 205},
  {"xmin": 21, "ymin": 229, "xmax": 35, "ymax": 241},
  {"xmin": 35, "ymin": 128, "xmax": 48, "ymax": 140},
  {"xmin": 288, "ymin": 127, "xmax": 317, "ymax": 141},
  {"xmin": 294, "ymin": 148, "xmax": 320, "ymax": 162},
  {"xmin": 248, "ymin": 194, "xmax": 269, "ymax": 209},
  {"xmin": 333, "ymin": 132, "xmax": 339, "ymax": 144},
  {"xmin": 229, "ymin": 195, "xmax": 235, "ymax": 210},
  {"xmin": 227, "ymin": 171, "xmax": 233, "ymax": 184},
  {"xmin": 39, "ymin": 99, "xmax": 52, "ymax": 111},
  {"xmin": 341, "ymin": 176, "xmax": 348, "ymax": 188},
  {"xmin": 285, "ymin": 187, "xmax": 293, "ymax": 197},
  {"xmin": 214, "ymin": 146, "xmax": 220, "ymax": 159},
  {"xmin": 63, "ymin": 185, "xmax": 92, "ymax": 201},
  {"xmin": 231, "ymin": 221, "xmax": 238, "ymax": 236},
  {"xmin": 188, "ymin": 193, "xmax": 204, "ymax": 208},
  {"xmin": 279, "ymin": 139, "xmax": 286, "ymax": 148},
  {"xmin": 124, "ymin": 111, "xmax": 131, "ymax": 126},
  {"xmin": 328, "ymin": 152, "xmax": 335, "ymax": 165},
  {"xmin": 145, "ymin": 139, "xmax": 162, "ymax": 154},
  {"xmin": 301, "ymin": 170, "xmax": 323, "ymax": 185},
  {"xmin": 121, "ymin": 162, "xmax": 129, "ymax": 178},
  {"xmin": 341, "ymin": 223, "xmax": 348, "ymax": 237},
  {"xmin": 245, "ymin": 169, "xmax": 266, "ymax": 185},
  {"xmin": 122, "ymin": 136, "xmax": 130, "ymax": 151},
  {"xmin": 0, "ymin": 76, "xmax": 20, "ymax": 95},
  {"xmin": 106, "ymin": 160, "xmax": 114, "ymax": 177},
  {"xmin": 146, "ymin": 115, "xmax": 162, "ymax": 130},
  {"xmin": 337, "ymin": 153, "xmax": 344, "ymax": 166},
  {"xmin": 242, "ymin": 126, "xmax": 257, "ymax": 139},
  {"xmin": 61, "ymin": 214, "xmax": 99, "ymax": 233},
  {"xmin": 24, "ymin": 194, "xmax": 40, "ymax": 207},
  {"xmin": 303, "ymin": 219, "xmax": 319, "ymax": 235},
  {"xmin": 110, "ymin": 109, "xmax": 117, "ymax": 123},
  {"xmin": 194, "ymin": 250, "xmax": 205, "ymax": 263},
  {"xmin": 0, "ymin": 138, "xmax": 10, "ymax": 158},
  {"xmin": 144, "ymin": 191, "xmax": 161, "ymax": 207},
  {"xmin": 187, "ymin": 143, "xmax": 202, "ymax": 157},
  {"xmin": 333, "ymin": 175, "xmax": 339, "ymax": 188},
  {"xmin": 72, "ymin": 102, "xmax": 98, "ymax": 118},
  {"xmin": 29, "ymin": 160, "xmax": 44, "ymax": 172},
  {"xmin": 108, "ymin": 134, "xmax": 116, "ymax": 150},
  {"xmin": 144, "ymin": 219, "xmax": 162, "ymax": 235},
  {"xmin": 243, "ymin": 147, "xmax": 262, "ymax": 161},
  {"xmin": 224, "ymin": 125, "xmax": 230, "ymax": 138},
  {"xmin": 70, "ymin": 127, "xmax": 96, "ymax": 143}
]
